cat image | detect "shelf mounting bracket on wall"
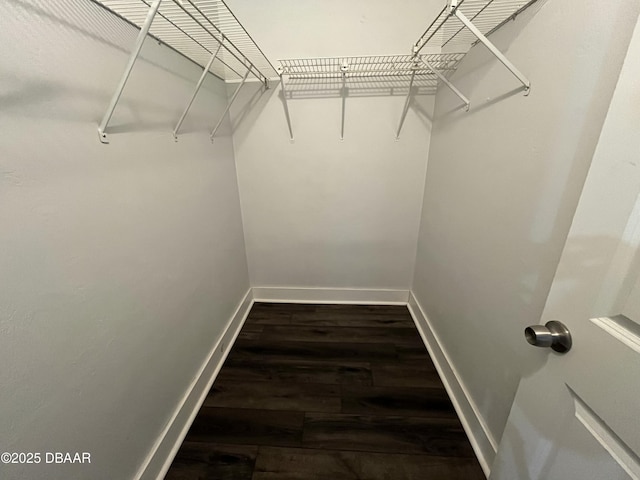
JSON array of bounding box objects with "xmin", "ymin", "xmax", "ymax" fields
[
  {"xmin": 395, "ymin": 68, "xmax": 417, "ymax": 140},
  {"xmin": 97, "ymin": 0, "xmax": 162, "ymax": 144},
  {"xmin": 94, "ymin": 0, "xmax": 277, "ymax": 143},
  {"xmin": 419, "ymin": 55, "xmax": 470, "ymax": 110},
  {"xmin": 210, "ymin": 66, "xmax": 251, "ymax": 141},
  {"xmin": 278, "ymin": 71, "xmax": 295, "ymax": 142},
  {"xmin": 174, "ymin": 40, "xmax": 224, "ymax": 140},
  {"xmin": 340, "ymin": 63, "xmax": 348, "ymax": 140},
  {"xmin": 396, "ymin": 53, "xmax": 469, "ymax": 139},
  {"xmin": 448, "ymin": 0, "xmax": 531, "ymax": 94}
]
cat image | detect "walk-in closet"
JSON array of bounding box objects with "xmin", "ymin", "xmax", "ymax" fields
[{"xmin": 2, "ymin": 0, "xmax": 640, "ymax": 479}]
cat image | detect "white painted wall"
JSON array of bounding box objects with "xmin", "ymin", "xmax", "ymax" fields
[
  {"xmin": 226, "ymin": 0, "xmax": 440, "ymax": 292},
  {"xmin": 224, "ymin": 0, "xmax": 445, "ymax": 59},
  {"xmin": 231, "ymin": 89, "xmax": 433, "ymax": 291},
  {"xmin": 412, "ymin": 0, "xmax": 640, "ymax": 455},
  {"xmin": 0, "ymin": 1, "xmax": 249, "ymax": 479}
]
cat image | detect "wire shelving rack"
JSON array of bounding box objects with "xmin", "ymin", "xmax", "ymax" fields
[
  {"xmin": 277, "ymin": 0, "xmax": 539, "ymax": 140},
  {"xmin": 94, "ymin": 0, "xmax": 277, "ymax": 143},
  {"xmin": 94, "ymin": 0, "xmax": 539, "ymax": 143}
]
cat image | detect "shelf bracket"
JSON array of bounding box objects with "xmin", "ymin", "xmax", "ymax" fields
[
  {"xmin": 452, "ymin": 6, "xmax": 531, "ymax": 94},
  {"xmin": 419, "ymin": 57, "xmax": 470, "ymax": 111},
  {"xmin": 340, "ymin": 71, "xmax": 347, "ymax": 141},
  {"xmin": 395, "ymin": 69, "xmax": 416, "ymax": 140},
  {"xmin": 278, "ymin": 72, "xmax": 294, "ymax": 141},
  {"xmin": 210, "ymin": 67, "xmax": 251, "ymax": 141},
  {"xmin": 98, "ymin": 0, "xmax": 162, "ymax": 144},
  {"xmin": 173, "ymin": 41, "xmax": 223, "ymax": 140},
  {"xmin": 174, "ymin": 0, "xmax": 267, "ymax": 85}
]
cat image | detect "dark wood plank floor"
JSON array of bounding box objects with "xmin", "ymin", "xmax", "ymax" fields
[{"xmin": 165, "ymin": 303, "xmax": 485, "ymax": 480}]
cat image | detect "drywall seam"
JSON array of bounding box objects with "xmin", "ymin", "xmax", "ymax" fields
[
  {"xmin": 135, "ymin": 288, "xmax": 254, "ymax": 480},
  {"xmin": 252, "ymin": 287, "xmax": 410, "ymax": 304},
  {"xmin": 408, "ymin": 291, "xmax": 497, "ymax": 477}
]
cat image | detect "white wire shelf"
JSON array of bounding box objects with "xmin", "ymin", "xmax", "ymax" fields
[
  {"xmin": 94, "ymin": 0, "xmax": 537, "ymax": 143},
  {"xmin": 278, "ymin": 54, "xmax": 464, "ymax": 100},
  {"xmin": 95, "ymin": 0, "xmax": 277, "ymax": 82},
  {"xmin": 276, "ymin": 53, "xmax": 469, "ymax": 142},
  {"xmin": 278, "ymin": 54, "xmax": 465, "ymax": 79},
  {"xmin": 276, "ymin": 0, "xmax": 537, "ymax": 141},
  {"xmin": 95, "ymin": 0, "xmax": 277, "ymax": 143},
  {"xmin": 415, "ymin": 0, "xmax": 539, "ymax": 54},
  {"xmin": 283, "ymin": 76, "xmax": 440, "ymax": 99}
]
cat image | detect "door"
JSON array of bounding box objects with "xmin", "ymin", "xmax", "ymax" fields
[{"xmin": 490, "ymin": 16, "xmax": 640, "ymax": 480}]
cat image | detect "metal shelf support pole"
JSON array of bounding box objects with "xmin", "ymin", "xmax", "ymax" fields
[
  {"xmin": 176, "ymin": 0, "xmax": 267, "ymax": 85},
  {"xmin": 395, "ymin": 70, "xmax": 416, "ymax": 140},
  {"xmin": 279, "ymin": 74, "xmax": 294, "ymax": 141},
  {"xmin": 340, "ymin": 73, "xmax": 347, "ymax": 141},
  {"xmin": 453, "ymin": 8, "xmax": 531, "ymax": 94},
  {"xmin": 419, "ymin": 57, "xmax": 470, "ymax": 110},
  {"xmin": 173, "ymin": 41, "xmax": 223, "ymax": 139},
  {"xmin": 210, "ymin": 67, "xmax": 251, "ymax": 141},
  {"xmin": 98, "ymin": 0, "xmax": 162, "ymax": 144}
]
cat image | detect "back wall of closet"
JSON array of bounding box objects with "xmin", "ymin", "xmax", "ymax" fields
[{"xmin": 228, "ymin": 0, "xmax": 441, "ymax": 296}]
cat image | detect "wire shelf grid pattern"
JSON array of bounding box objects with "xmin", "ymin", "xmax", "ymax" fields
[
  {"xmin": 416, "ymin": 0, "xmax": 538, "ymax": 52},
  {"xmin": 282, "ymin": 76, "xmax": 440, "ymax": 99},
  {"xmin": 96, "ymin": 0, "xmax": 277, "ymax": 81},
  {"xmin": 279, "ymin": 54, "xmax": 465, "ymax": 80}
]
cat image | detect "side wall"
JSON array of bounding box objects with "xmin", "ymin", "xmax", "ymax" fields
[
  {"xmin": 412, "ymin": 0, "xmax": 640, "ymax": 463},
  {"xmin": 0, "ymin": 1, "xmax": 250, "ymax": 479}
]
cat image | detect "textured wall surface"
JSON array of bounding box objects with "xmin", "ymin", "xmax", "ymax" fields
[{"xmin": 0, "ymin": 1, "xmax": 249, "ymax": 479}]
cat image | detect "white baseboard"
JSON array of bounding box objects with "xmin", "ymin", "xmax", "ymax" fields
[
  {"xmin": 407, "ymin": 292, "xmax": 497, "ymax": 477},
  {"xmin": 135, "ymin": 288, "xmax": 254, "ymax": 480},
  {"xmin": 252, "ymin": 287, "xmax": 409, "ymax": 305}
]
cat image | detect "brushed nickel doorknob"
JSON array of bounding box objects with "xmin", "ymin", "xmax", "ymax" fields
[{"xmin": 524, "ymin": 321, "xmax": 572, "ymax": 353}]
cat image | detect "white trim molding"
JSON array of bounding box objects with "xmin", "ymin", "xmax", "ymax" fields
[
  {"xmin": 407, "ymin": 292, "xmax": 497, "ymax": 477},
  {"xmin": 252, "ymin": 287, "xmax": 410, "ymax": 305},
  {"xmin": 135, "ymin": 288, "xmax": 254, "ymax": 480}
]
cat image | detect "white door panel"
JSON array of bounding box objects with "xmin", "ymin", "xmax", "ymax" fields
[{"xmin": 492, "ymin": 12, "xmax": 640, "ymax": 480}]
